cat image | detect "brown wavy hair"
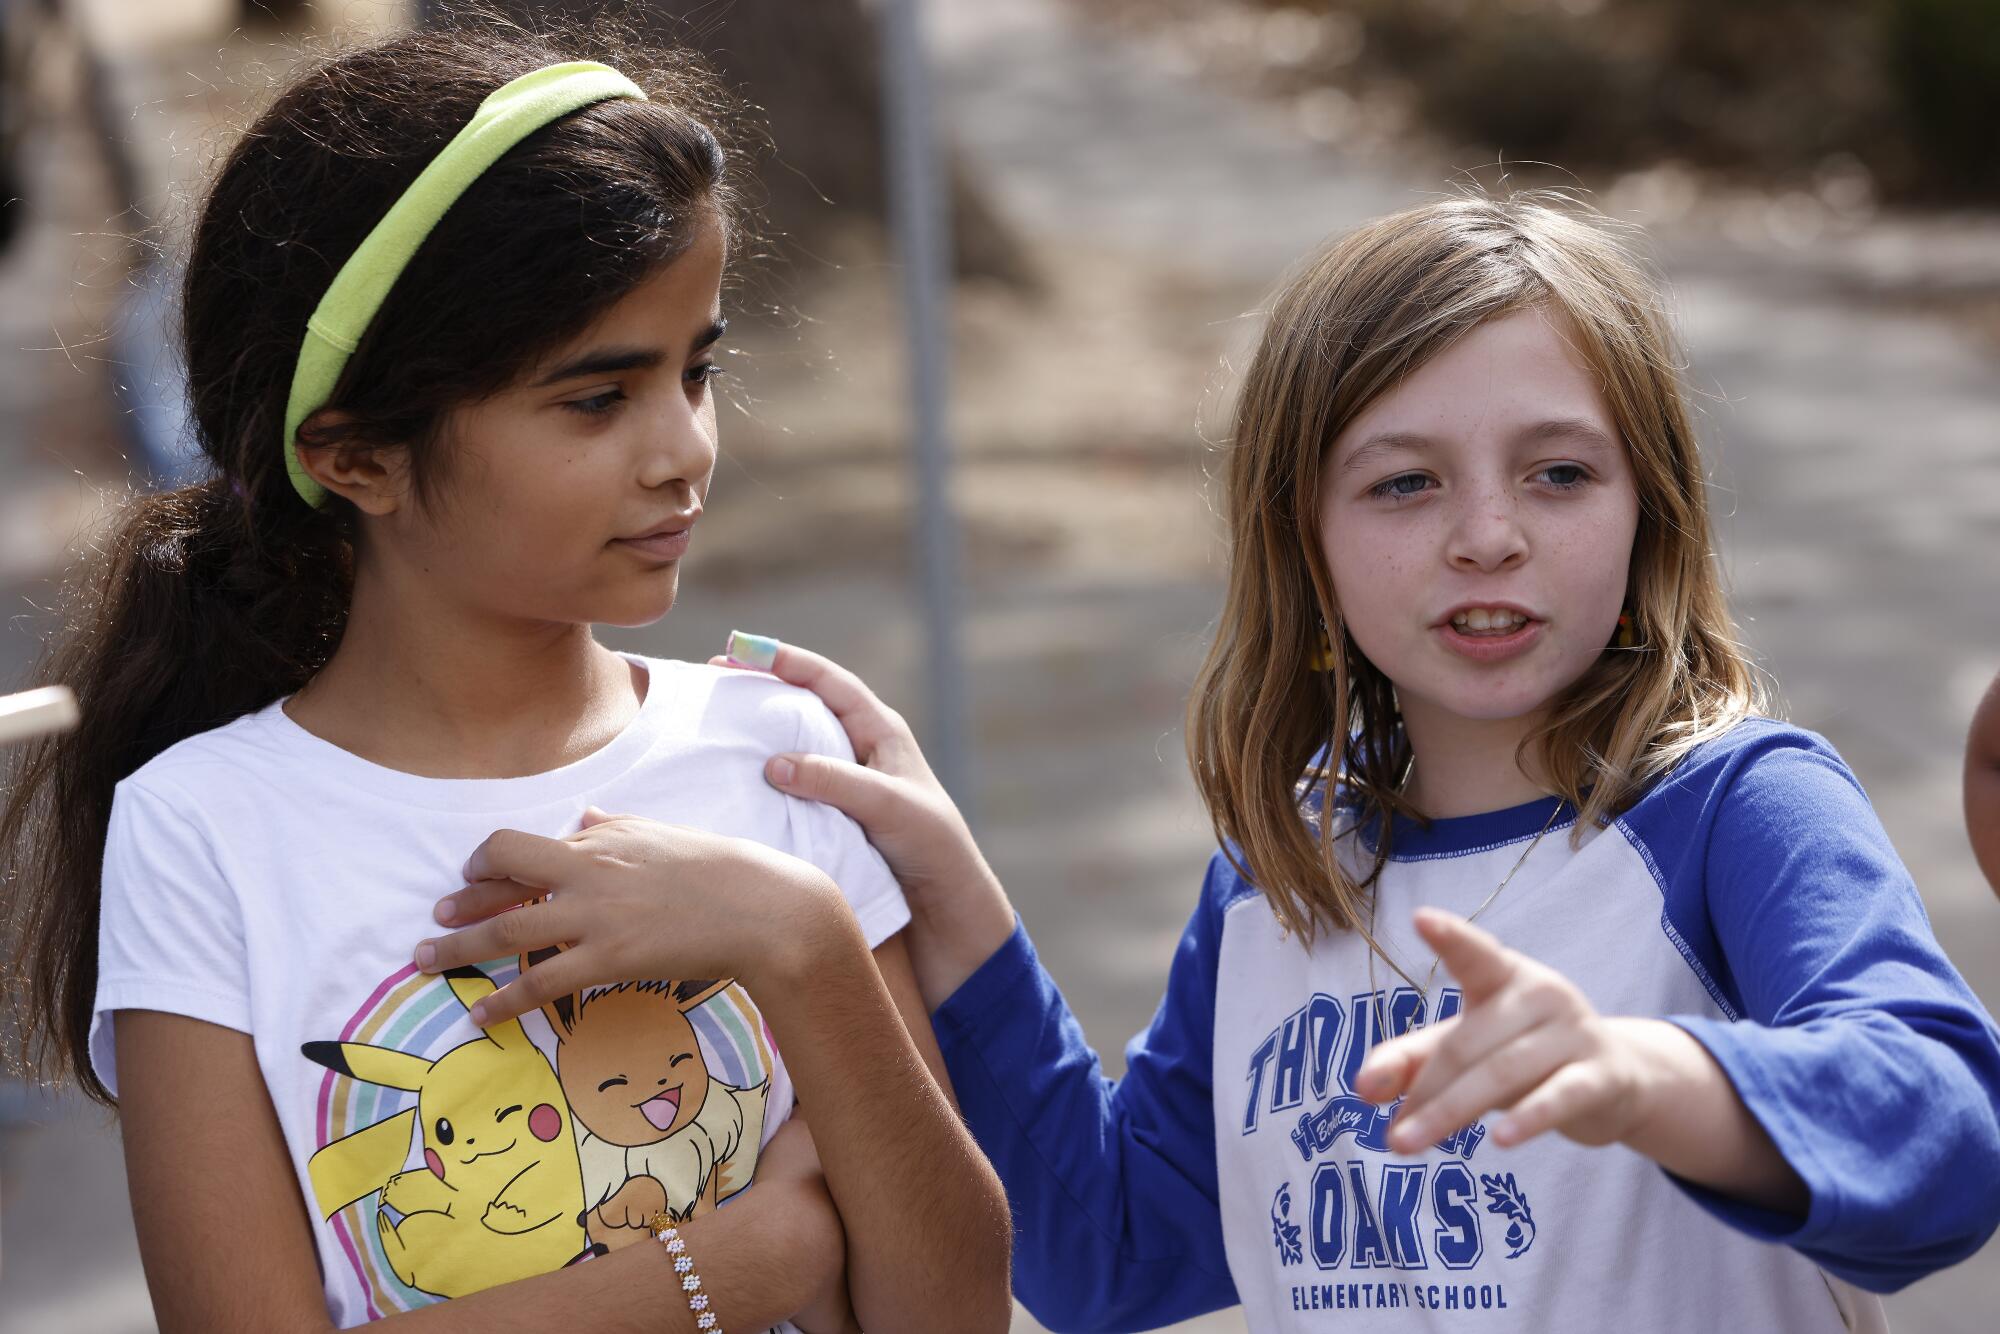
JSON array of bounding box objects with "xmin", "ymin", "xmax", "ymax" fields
[
  {"xmin": 1187, "ymin": 192, "xmax": 1764, "ymax": 943},
  {"xmin": 2, "ymin": 7, "xmax": 757, "ymax": 1102}
]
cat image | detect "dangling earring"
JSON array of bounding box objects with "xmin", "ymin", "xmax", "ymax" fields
[
  {"xmin": 1614, "ymin": 610, "xmax": 1637, "ymax": 650},
  {"xmin": 1309, "ymin": 619, "xmax": 1337, "ymax": 672}
]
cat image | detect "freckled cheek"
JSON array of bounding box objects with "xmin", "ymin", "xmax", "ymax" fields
[
  {"xmin": 1341, "ymin": 593, "xmax": 1410, "ymax": 670},
  {"xmin": 1326, "ymin": 528, "xmax": 1416, "ymax": 622},
  {"xmin": 1320, "ymin": 510, "xmax": 1381, "ymax": 586},
  {"xmin": 1543, "ymin": 501, "xmax": 1639, "ymax": 627}
]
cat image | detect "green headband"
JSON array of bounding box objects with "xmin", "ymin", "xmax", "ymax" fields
[{"xmin": 283, "ymin": 60, "xmax": 647, "ymax": 506}]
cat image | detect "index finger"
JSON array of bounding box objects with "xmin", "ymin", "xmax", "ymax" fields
[
  {"xmin": 1355, "ymin": 1015, "xmax": 1456, "ymax": 1103},
  {"xmin": 462, "ymin": 828, "xmax": 573, "ymax": 888},
  {"xmin": 1413, "ymin": 908, "xmax": 1518, "ymax": 1002}
]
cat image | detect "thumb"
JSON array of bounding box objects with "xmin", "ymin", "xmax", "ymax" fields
[
  {"xmin": 579, "ymin": 805, "xmax": 617, "ymax": 829},
  {"xmin": 765, "ymin": 752, "xmax": 904, "ymax": 831}
]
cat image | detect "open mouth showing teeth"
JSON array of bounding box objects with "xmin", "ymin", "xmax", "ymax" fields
[{"xmin": 1450, "ymin": 609, "xmax": 1530, "ymax": 636}]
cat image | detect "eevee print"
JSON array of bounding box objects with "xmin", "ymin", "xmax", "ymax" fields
[{"xmin": 528, "ymin": 947, "xmax": 771, "ymax": 1251}]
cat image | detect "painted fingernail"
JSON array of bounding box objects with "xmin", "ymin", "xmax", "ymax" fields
[
  {"xmin": 415, "ymin": 942, "xmax": 437, "ymax": 971},
  {"xmin": 767, "ymin": 756, "xmax": 796, "ymax": 786},
  {"xmin": 434, "ymin": 899, "xmax": 457, "ymax": 926},
  {"xmin": 723, "ymin": 629, "xmax": 779, "ymax": 672}
]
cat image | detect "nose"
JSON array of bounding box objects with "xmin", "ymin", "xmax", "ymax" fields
[
  {"xmin": 637, "ymin": 386, "xmax": 718, "ymax": 496},
  {"xmin": 1445, "ymin": 480, "xmax": 1528, "ymax": 574}
]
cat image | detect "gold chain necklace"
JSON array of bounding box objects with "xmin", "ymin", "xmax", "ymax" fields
[{"xmin": 1363, "ymin": 797, "xmax": 1566, "ymax": 1036}]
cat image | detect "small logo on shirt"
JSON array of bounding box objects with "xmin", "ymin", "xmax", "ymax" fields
[
  {"xmin": 1272, "ymin": 1183, "xmax": 1304, "ymax": 1266},
  {"xmin": 1481, "ymin": 1173, "xmax": 1537, "ymax": 1258}
]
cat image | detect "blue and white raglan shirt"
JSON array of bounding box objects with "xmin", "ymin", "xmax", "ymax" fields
[{"xmin": 935, "ymin": 720, "xmax": 2000, "ymax": 1332}]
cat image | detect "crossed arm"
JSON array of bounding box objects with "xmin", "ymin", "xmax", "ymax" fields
[
  {"xmin": 412, "ymin": 817, "xmax": 1012, "ymax": 1332},
  {"xmin": 116, "ymin": 924, "xmax": 1007, "ymax": 1333},
  {"xmin": 116, "ymin": 1010, "xmax": 838, "ymax": 1333}
]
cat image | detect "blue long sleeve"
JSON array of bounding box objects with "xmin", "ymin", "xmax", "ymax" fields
[
  {"xmin": 1623, "ymin": 724, "xmax": 2000, "ymax": 1291},
  {"xmin": 933, "ymin": 859, "xmax": 1241, "ymax": 1332}
]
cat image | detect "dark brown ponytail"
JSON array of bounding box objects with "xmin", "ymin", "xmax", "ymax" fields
[{"xmin": 3, "ymin": 8, "xmax": 753, "ymax": 1102}]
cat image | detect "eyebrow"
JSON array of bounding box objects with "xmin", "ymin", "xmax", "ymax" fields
[
  {"xmin": 1336, "ymin": 431, "xmax": 1430, "ymax": 476},
  {"xmin": 1519, "ymin": 417, "xmax": 1618, "ymax": 451},
  {"xmin": 527, "ymin": 318, "xmax": 728, "ymax": 388},
  {"xmin": 1336, "ymin": 417, "xmax": 1617, "ymax": 474}
]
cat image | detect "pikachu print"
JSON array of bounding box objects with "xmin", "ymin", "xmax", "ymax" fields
[
  {"xmin": 303, "ymin": 956, "xmax": 777, "ymax": 1310},
  {"xmin": 301, "ymin": 968, "xmax": 588, "ymax": 1298}
]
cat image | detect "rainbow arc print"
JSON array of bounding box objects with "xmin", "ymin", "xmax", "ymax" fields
[{"xmin": 310, "ymin": 958, "xmax": 776, "ymax": 1317}]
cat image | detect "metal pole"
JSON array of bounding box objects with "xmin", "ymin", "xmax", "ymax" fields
[{"xmin": 880, "ymin": 0, "xmax": 973, "ymax": 819}]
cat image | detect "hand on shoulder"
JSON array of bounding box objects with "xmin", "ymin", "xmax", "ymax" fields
[{"xmin": 711, "ymin": 638, "xmax": 1018, "ymax": 1007}]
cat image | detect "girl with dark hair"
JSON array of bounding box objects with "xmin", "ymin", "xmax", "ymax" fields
[{"xmin": 0, "ymin": 14, "xmax": 1008, "ymax": 1332}]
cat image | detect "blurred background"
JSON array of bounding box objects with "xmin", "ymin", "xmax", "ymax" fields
[{"xmin": 2, "ymin": 0, "xmax": 1997, "ymax": 1329}]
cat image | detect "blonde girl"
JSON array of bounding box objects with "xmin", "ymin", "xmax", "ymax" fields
[{"xmin": 741, "ymin": 194, "xmax": 2000, "ymax": 1331}]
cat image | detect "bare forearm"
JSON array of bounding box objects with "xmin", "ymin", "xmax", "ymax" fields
[
  {"xmin": 147, "ymin": 1158, "xmax": 837, "ymax": 1334},
  {"xmin": 759, "ymin": 899, "xmax": 1012, "ymax": 1333},
  {"xmin": 380, "ymin": 1174, "xmax": 839, "ymax": 1333},
  {"xmin": 900, "ymin": 859, "xmax": 1019, "ymax": 1012},
  {"xmin": 1614, "ymin": 1018, "xmax": 1808, "ymax": 1215}
]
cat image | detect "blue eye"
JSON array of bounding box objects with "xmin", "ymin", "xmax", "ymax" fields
[
  {"xmin": 1540, "ymin": 464, "xmax": 1588, "ymax": 488},
  {"xmin": 1369, "ymin": 473, "xmax": 1433, "ymax": 501},
  {"xmin": 562, "ymin": 389, "xmax": 626, "ymax": 417}
]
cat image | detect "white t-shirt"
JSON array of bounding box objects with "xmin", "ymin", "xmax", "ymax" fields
[{"xmin": 89, "ymin": 656, "xmax": 908, "ymax": 1328}]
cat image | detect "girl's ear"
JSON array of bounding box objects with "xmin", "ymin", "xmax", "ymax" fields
[{"xmin": 294, "ymin": 408, "xmax": 411, "ymax": 516}]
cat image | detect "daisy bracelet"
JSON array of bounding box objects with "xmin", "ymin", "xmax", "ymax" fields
[{"xmin": 649, "ymin": 1214, "xmax": 719, "ymax": 1332}]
